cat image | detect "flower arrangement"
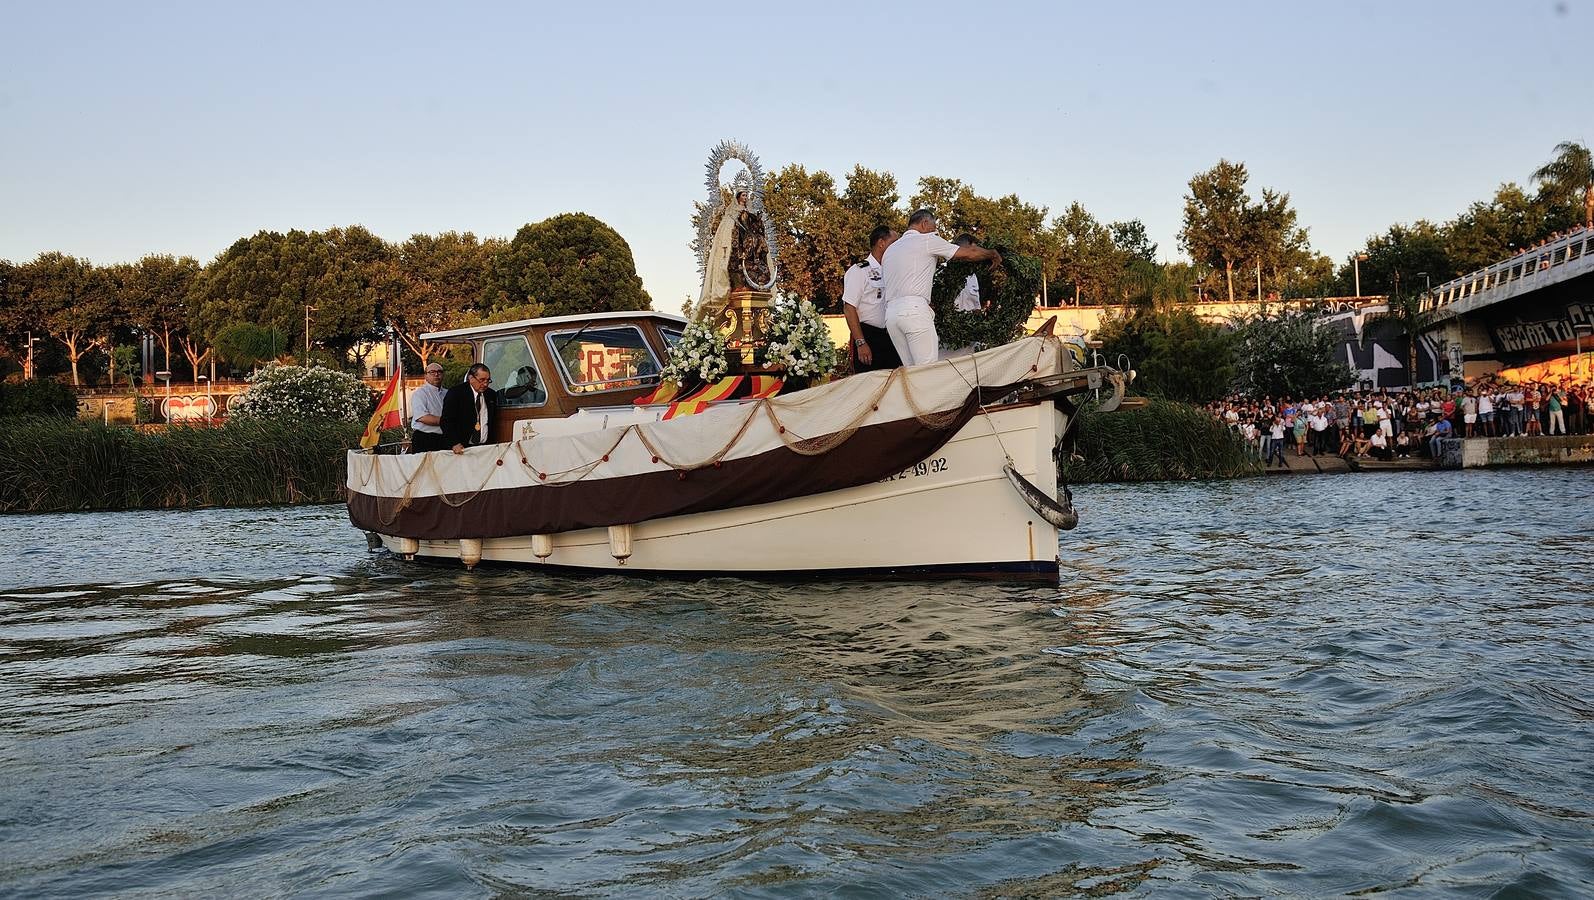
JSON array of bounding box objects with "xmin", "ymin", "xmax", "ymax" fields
[
  {"xmin": 227, "ymin": 364, "xmax": 373, "ymax": 423},
  {"xmin": 659, "ymin": 318, "xmax": 729, "ymax": 386},
  {"xmin": 758, "ymin": 296, "xmax": 837, "ymax": 378},
  {"xmin": 930, "ymin": 247, "xmax": 1042, "ymax": 351}
]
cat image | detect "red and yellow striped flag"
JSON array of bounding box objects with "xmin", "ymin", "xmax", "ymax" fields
[
  {"xmin": 747, "ymin": 375, "xmax": 784, "ymax": 399},
  {"xmin": 361, "ymin": 370, "xmax": 404, "ymax": 449},
  {"xmin": 663, "ymin": 376, "xmax": 744, "ymax": 420}
]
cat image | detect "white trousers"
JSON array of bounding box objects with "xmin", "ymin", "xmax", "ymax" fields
[{"xmin": 885, "ymin": 296, "xmax": 939, "ymax": 367}]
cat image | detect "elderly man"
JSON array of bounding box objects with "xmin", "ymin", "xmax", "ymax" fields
[
  {"xmin": 880, "ymin": 209, "xmax": 1001, "ymax": 366},
  {"xmin": 408, "ymin": 362, "xmax": 448, "ymax": 453},
  {"xmin": 841, "ymin": 225, "xmax": 901, "ymax": 371},
  {"xmin": 441, "ymin": 363, "xmax": 498, "ymax": 454}
]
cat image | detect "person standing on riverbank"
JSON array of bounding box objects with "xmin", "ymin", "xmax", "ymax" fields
[
  {"xmin": 1547, "ymin": 387, "xmax": 1567, "ymax": 435},
  {"xmin": 408, "ymin": 363, "xmax": 448, "ymax": 453}
]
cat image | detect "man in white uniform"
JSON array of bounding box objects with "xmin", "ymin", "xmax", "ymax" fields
[
  {"xmin": 841, "ymin": 226, "xmax": 900, "ymax": 371},
  {"xmin": 408, "ymin": 362, "xmax": 448, "ymax": 453},
  {"xmin": 880, "ymin": 209, "xmax": 1001, "ymax": 366},
  {"xmin": 951, "ymin": 234, "xmax": 983, "ymax": 311}
]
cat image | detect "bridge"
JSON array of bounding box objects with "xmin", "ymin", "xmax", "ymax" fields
[{"xmin": 1421, "ymin": 227, "xmax": 1594, "ymax": 380}]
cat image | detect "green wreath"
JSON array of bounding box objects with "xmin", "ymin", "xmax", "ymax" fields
[{"xmin": 929, "ymin": 246, "xmax": 1041, "ymax": 350}]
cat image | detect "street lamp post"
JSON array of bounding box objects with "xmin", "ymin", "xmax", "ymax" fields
[
  {"xmin": 197, "ymin": 374, "xmax": 213, "ymax": 421},
  {"xmin": 24, "ymin": 332, "xmax": 40, "ymax": 380},
  {"xmin": 155, "ymin": 370, "xmax": 172, "ymax": 422},
  {"xmin": 304, "ymin": 305, "xmax": 318, "ymax": 362},
  {"xmin": 1353, "ymin": 253, "xmax": 1369, "ymax": 299}
]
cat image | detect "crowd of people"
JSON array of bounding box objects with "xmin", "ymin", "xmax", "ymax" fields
[{"xmin": 1209, "ymin": 374, "xmax": 1594, "ymax": 466}]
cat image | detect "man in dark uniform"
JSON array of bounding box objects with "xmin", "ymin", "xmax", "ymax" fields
[{"xmin": 841, "ymin": 225, "xmax": 901, "ymax": 371}]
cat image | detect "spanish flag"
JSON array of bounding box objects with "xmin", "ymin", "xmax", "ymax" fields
[{"xmin": 361, "ymin": 370, "xmax": 404, "ymax": 449}]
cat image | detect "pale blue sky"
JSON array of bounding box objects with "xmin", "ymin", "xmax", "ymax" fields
[{"xmin": 3, "ymin": 1, "xmax": 1588, "ymax": 308}]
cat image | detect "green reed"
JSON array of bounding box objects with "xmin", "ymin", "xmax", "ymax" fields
[
  {"xmin": 1059, "ymin": 398, "xmax": 1262, "ymax": 484},
  {"xmin": 0, "ymin": 419, "xmax": 363, "ymax": 512}
]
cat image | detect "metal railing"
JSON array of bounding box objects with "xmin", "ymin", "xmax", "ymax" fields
[{"xmin": 1420, "ymin": 227, "xmax": 1594, "ymax": 314}]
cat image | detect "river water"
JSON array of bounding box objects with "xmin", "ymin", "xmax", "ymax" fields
[{"xmin": 2, "ymin": 469, "xmax": 1591, "ymax": 898}]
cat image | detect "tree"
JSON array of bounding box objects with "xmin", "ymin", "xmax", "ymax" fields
[
  {"xmin": 1233, "ymin": 310, "xmax": 1354, "ymax": 398},
  {"xmin": 764, "ymin": 165, "xmax": 852, "ymax": 309},
  {"xmin": 1095, "ymin": 308, "xmax": 1234, "ymax": 403},
  {"xmin": 214, "ymin": 322, "xmax": 289, "ymax": 372},
  {"xmin": 0, "ymin": 259, "xmax": 22, "ymax": 374},
  {"xmin": 486, "ymin": 213, "xmax": 650, "ymax": 318},
  {"xmin": 1442, "ymin": 183, "xmax": 1550, "ymax": 273},
  {"xmin": 380, "ymin": 232, "xmax": 501, "ymax": 365},
  {"xmin": 907, "ymin": 176, "xmax": 1051, "ymax": 261},
  {"xmin": 1336, "ymin": 221, "xmax": 1454, "ymax": 297},
  {"xmin": 1110, "ymin": 220, "xmax": 1157, "ymax": 262},
  {"xmin": 1181, "ymin": 160, "xmax": 1253, "ymax": 302},
  {"xmin": 21, "ymin": 252, "xmax": 115, "ymax": 386},
  {"xmin": 1051, "ymin": 203, "xmax": 1123, "ymax": 305},
  {"xmin": 1530, "ymin": 140, "xmax": 1594, "ymax": 230},
  {"xmin": 1180, "ymin": 160, "xmax": 1314, "ymax": 303},
  {"xmin": 115, "ymin": 254, "xmax": 201, "ymax": 375},
  {"xmin": 190, "ymin": 227, "xmax": 388, "ymax": 368}
]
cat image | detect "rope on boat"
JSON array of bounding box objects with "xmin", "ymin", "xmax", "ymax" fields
[{"xmin": 355, "ymin": 337, "xmax": 1059, "ymax": 513}]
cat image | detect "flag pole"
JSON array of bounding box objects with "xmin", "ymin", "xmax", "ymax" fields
[{"xmin": 391, "ymin": 323, "xmax": 408, "ymax": 449}]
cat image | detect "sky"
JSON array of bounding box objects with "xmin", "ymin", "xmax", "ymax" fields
[{"xmin": 3, "ymin": 0, "xmax": 1589, "ymax": 309}]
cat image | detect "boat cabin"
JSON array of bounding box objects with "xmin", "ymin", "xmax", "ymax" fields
[{"xmin": 421, "ymin": 310, "xmax": 687, "ymax": 442}]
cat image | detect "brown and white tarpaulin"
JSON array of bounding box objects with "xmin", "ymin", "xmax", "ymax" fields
[{"xmin": 347, "ymin": 336, "xmax": 1066, "ymax": 539}]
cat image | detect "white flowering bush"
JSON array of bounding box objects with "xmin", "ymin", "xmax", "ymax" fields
[
  {"xmin": 758, "ymin": 296, "xmax": 837, "ymax": 378},
  {"xmin": 660, "ymin": 318, "xmax": 729, "ymax": 385},
  {"xmin": 227, "ymin": 364, "xmax": 373, "ymax": 423}
]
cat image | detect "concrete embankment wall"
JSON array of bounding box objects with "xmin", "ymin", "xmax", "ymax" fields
[{"xmin": 1453, "ymin": 435, "xmax": 1594, "ymax": 468}]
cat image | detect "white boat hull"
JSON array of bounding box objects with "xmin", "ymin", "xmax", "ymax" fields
[{"xmin": 374, "ymin": 401, "xmax": 1067, "ymax": 580}]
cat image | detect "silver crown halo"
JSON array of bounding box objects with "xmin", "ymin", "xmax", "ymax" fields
[{"xmin": 691, "ymin": 139, "xmax": 780, "ymax": 291}]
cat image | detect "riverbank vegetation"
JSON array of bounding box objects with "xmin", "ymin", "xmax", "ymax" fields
[
  {"xmin": 1060, "ymin": 399, "xmax": 1261, "ymax": 484},
  {"xmin": 0, "ymin": 420, "xmax": 360, "ymax": 512}
]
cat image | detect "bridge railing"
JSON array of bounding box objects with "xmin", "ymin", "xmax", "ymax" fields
[{"xmin": 1421, "ymin": 226, "xmax": 1593, "ymax": 313}]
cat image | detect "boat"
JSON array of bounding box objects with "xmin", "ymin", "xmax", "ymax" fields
[
  {"xmin": 345, "ymin": 140, "xmax": 1126, "ymax": 581},
  {"xmin": 346, "ymin": 310, "xmax": 1123, "ymax": 581}
]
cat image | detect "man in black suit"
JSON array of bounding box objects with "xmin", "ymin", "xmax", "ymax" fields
[{"xmin": 441, "ymin": 363, "xmax": 499, "ymax": 454}]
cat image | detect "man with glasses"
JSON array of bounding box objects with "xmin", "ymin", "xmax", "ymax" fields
[
  {"xmin": 441, "ymin": 363, "xmax": 499, "ymax": 454},
  {"xmin": 408, "ymin": 362, "xmax": 449, "ymax": 453}
]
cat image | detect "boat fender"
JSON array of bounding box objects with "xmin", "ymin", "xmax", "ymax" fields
[
  {"xmin": 532, "ymin": 534, "xmax": 554, "ymax": 560},
  {"xmin": 395, "ymin": 536, "xmax": 419, "ymax": 559},
  {"xmin": 459, "ymin": 538, "xmax": 483, "ymax": 569},
  {"xmin": 1003, "ymin": 463, "xmax": 1078, "ymax": 530},
  {"xmin": 608, "ymin": 524, "xmax": 633, "ymax": 564}
]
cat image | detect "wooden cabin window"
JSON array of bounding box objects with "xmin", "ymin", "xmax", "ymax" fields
[
  {"xmin": 545, "ymin": 325, "xmax": 662, "ymax": 393},
  {"xmin": 482, "ymin": 335, "xmax": 547, "ymax": 408}
]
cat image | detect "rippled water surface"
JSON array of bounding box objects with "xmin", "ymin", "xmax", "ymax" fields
[{"xmin": 3, "ymin": 469, "xmax": 1592, "ymax": 897}]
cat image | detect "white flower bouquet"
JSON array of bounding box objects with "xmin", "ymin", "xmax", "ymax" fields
[
  {"xmin": 758, "ymin": 296, "xmax": 837, "ymax": 379},
  {"xmin": 659, "ymin": 318, "xmax": 730, "ymax": 386}
]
